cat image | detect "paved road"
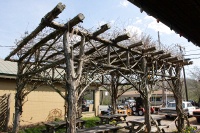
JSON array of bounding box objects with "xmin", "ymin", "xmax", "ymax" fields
[{"xmin": 119, "ymin": 114, "xmax": 200, "ymax": 132}]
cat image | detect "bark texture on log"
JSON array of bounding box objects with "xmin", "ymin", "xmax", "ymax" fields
[
  {"xmin": 142, "ymin": 56, "xmax": 151, "ymax": 133},
  {"xmin": 63, "ymin": 31, "xmax": 85, "ymax": 133},
  {"xmin": 12, "ymin": 62, "xmax": 27, "ymax": 133}
]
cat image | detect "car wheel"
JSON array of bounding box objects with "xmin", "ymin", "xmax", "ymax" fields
[
  {"xmin": 138, "ymin": 110, "xmax": 144, "ymax": 116},
  {"xmin": 197, "ymin": 118, "xmax": 200, "ymax": 123},
  {"xmin": 165, "ymin": 115, "xmax": 170, "ymax": 119},
  {"xmin": 132, "ymin": 106, "xmax": 137, "ymax": 112},
  {"xmin": 188, "ymin": 113, "xmax": 191, "ymax": 118}
]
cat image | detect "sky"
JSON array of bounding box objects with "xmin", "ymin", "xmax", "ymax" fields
[{"xmin": 0, "ymin": 0, "xmax": 200, "ymax": 77}]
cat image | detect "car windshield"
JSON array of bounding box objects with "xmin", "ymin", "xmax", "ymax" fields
[
  {"xmin": 167, "ymin": 102, "xmax": 176, "ymax": 107},
  {"xmin": 167, "ymin": 102, "xmax": 186, "ymax": 108}
]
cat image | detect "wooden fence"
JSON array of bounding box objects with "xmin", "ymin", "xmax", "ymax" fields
[{"xmin": 0, "ymin": 94, "xmax": 10, "ymax": 132}]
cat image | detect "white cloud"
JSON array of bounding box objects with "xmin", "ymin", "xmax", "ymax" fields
[
  {"xmin": 125, "ymin": 25, "xmax": 142, "ymax": 37},
  {"xmin": 144, "ymin": 16, "xmax": 154, "ymax": 21},
  {"xmin": 97, "ymin": 20, "xmax": 115, "ymax": 27},
  {"xmin": 143, "ymin": 16, "xmax": 174, "ymax": 34},
  {"xmin": 119, "ymin": 0, "xmax": 129, "ymax": 7},
  {"xmin": 135, "ymin": 19, "xmax": 142, "ymax": 24},
  {"xmin": 148, "ymin": 21, "xmax": 174, "ymax": 35}
]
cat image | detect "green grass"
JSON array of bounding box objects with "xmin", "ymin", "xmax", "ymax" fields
[
  {"xmin": 81, "ymin": 117, "xmax": 100, "ymax": 128},
  {"xmin": 18, "ymin": 125, "xmax": 45, "ymax": 133},
  {"xmin": 18, "ymin": 117, "xmax": 100, "ymax": 133}
]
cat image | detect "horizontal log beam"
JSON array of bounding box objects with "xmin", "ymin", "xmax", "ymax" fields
[
  {"xmin": 150, "ymin": 50, "xmax": 164, "ymax": 56},
  {"xmin": 92, "ymin": 24, "xmax": 111, "ymax": 37},
  {"xmin": 45, "ymin": 13, "xmax": 85, "ymax": 30},
  {"xmin": 159, "ymin": 53, "xmax": 171, "ymax": 59},
  {"xmin": 166, "ymin": 57, "xmax": 178, "ymax": 62},
  {"xmin": 91, "ymin": 62, "xmax": 144, "ymax": 74},
  {"xmin": 20, "ymin": 58, "xmax": 65, "ymax": 77},
  {"xmin": 19, "ymin": 13, "xmax": 85, "ymax": 62},
  {"xmin": 45, "ymin": 23, "xmax": 111, "ymax": 60},
  {"xmin": 5, "ymin": 2, "xmax": 66, "ymax": 60},
  {"xmin": 143, "ymin": 47, "xmax": 156, "ymax": 53},
  {"xmin": 73, "ymin": 29, "xmax": 142, "ymax": 55},
  {"xmin": 111, "ymin": 33, "xmax": 130, "ymax": 43},
  {"xmin": 128, "ymin": 41, "xmax": 143, "ymax": 48}
]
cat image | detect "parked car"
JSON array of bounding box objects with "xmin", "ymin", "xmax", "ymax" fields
[
  {"xmin": 82, "ymin": 104, "xmax": 89, "ymax": 112},
  {"xmin": 132, "ymin": 105, "xmax": 155, "ymax": 116},
  {"xmin": 125, "ymin": 99, "xmax": 136, "ymax": 107},
  {"xmin": 132, "ymin": 97, "xmax": 154, "ymax": 116},
  {"xmin": 159, "ymin": 101, "xmax": 196, "ymax": 118},
  {"xmin": 192, "ymin": 109, "xmax": 200, "ymax": 123},
  {"xmin": 117, "ymin": 104, "xmax": 126, "ymax": 109}
]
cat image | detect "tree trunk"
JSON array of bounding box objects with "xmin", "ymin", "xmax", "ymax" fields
[
  {"xmin": 63, "ymin": 31, "xmax": 85, "ymax": 133},
  {"xmin": 77, "ymin": 95, "xmax": 83, "ymax": 118},
  {"xmin": 142, "ymin": 55, "xmax": 151, "ymax": 133},
  {"xmin": 111, "ymin": 74, "xmax": 119, "ymax": 114},
  {"xmin": 111, "ymin": 94, "xmax": 117, "ymax": 114},
  {"xmin": 174, "ymin": 66, "xmax": 184, "ymax": 132},
  {"xmin": 144, "ymin": 87, "xmax": 151, "ymax": 133},
  {"xmin": 12, "ymin": 62, "xmax": 26, "ymax": 133},
  {"xmin": 63, "ymin": 31, "xmax": 77, "ymax": 133},
  {"xmin": 12, "ymin": 95, "xmax": 23, "ymax": 133},
  {"xmin": 66, "ymin": 83, "xmax": 77, "ymax": 133}
]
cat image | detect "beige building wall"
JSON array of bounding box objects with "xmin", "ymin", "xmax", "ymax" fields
[
  {"xmin": 0, "ymin": 78, "xmax": 65, "ymax": 126},
  {"xmin": 0, "ymin": 77, "xmax": 100, "ymax": 126}
]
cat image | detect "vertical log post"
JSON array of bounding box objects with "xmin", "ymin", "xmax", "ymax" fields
[
  {"xmin": 174, "ymin": 66, "xmax": 185, "ymax": 132},
  {"xmin": 107, "ymin": 45, "xmax": 111, "ymax": 65},
  {"xmin": 110, "ymin": 73, "xmax": 118, "ymax": 114},
  {"xmin": 126, "ymin": 50, "xmax": 130, "ymax": 67},
  {"xmin": 4, "ymin": 94, "xmax": 11, "ymax": 132},
  {"xmin": 142, "ymin": 55, "xmax": 151, "ymax": 133},
  {"xmin": 63, "ymin": 31, "xmax": 77, "ymax": 133},
  {"xmin": 63, "ymin": 31, "xmax": 85, "ymax": 133},
  {"xmin": 12, "ymin": 62, "xmax": 27, "ymax": 133}
]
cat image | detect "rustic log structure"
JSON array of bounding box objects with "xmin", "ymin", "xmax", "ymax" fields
[
  {"xmin": 0, "ymin": 94, "xmax": 10, "ymax": 132},
  {"xmin": 5, "ymin": 2, "xmax": 193, "ymax": 133}
]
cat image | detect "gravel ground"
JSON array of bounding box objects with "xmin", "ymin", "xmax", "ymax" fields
[{"xmin": 117, "ymin": 114, "xmax": 200, "ymax": 133}]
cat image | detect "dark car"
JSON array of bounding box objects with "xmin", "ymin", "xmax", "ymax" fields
[
  {"xmin": 82, "ymin": 105, "xmax": 89, "ymax": 112},
  {"xmin": 193, "ymin": 109, "xmax": 200, "ymax": 123}
]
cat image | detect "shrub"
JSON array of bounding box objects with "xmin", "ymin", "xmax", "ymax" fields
[{"xmin": 182, "ymin": 126, "xmax": 200, "ymax": 133}]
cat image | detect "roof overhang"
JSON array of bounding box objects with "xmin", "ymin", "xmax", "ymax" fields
[
  {"xmin": 0, "ymin": 73, "xmax": 16, "ymax": 79},
  {"xmin": 128, "ymin": 0, "xmax": 200, "ymax": 46}
]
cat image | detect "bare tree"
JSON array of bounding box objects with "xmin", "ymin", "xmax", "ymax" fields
[{"xmin": 189, "ymin": 67, "xmax": 200, "ymax": 103}]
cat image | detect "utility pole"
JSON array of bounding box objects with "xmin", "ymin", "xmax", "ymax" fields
[{"xmin": 158, "ymin": 31, "xmax": 161, "ymax": 49}]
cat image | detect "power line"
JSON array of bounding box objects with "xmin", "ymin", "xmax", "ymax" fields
[
  {"xmin": 0, "ymin": 45, "xmax": 15, "ymax": 47},
  {"xmin": 184, "ymin": 53, "xmax": 200, "ymax": 56},
  {"xmin": 185, "ymin": 49, "xmax": 200, "ymax": 52},
  {"xmin": 189, "ymin": 57, "xmax": 200, "ymax": 59}
]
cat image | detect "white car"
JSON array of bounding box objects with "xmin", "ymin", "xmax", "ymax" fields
[{"xmin": 159, "ymin": 101, "xmax": 196, "ymax": 118}]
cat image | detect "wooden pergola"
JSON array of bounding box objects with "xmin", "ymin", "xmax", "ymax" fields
[{"xmin": 5, "ymin": 3, "xmax": 192, "ymax": 133}]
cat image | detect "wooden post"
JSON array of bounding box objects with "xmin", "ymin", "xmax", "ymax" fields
[
  {"xmin": 107, "ymin": 45, "xmax": 111, "ymax": 65},
  {"xmin": 183, "ymin": 66, "xmax": 188, "ymax": 101},
  {"xmin": 126, "ymin": 50, "xmax": 130, "ymax": 67},
  {"xmin": 142, "ymin": 55, "xmax": 151, "ymax": 133},
  {"xmin": 63, "ymin": 31, "xmax": 85, "ymax": 133},
  {"xmin": 110, "ymin": 73, "xmax": 119, "ymax": 114},
  {"xmin": 174, "ymin": 66, "xmax": 184, "ymax": 132},
  {"xmin": 63, "ymin": 31, "xmax": 77, "ymax": 133},
  {"xmin": 12, "ymin": 62, "xmax": 27, "ymax": 133},
  {"xmin": 4, "ymin": 94, "xmax": 11, "ymax": 132}
]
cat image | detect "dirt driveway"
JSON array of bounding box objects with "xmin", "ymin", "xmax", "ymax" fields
[{"xmin": 119, "ymin": 114, "xmax": 200, "ymax": 132}]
